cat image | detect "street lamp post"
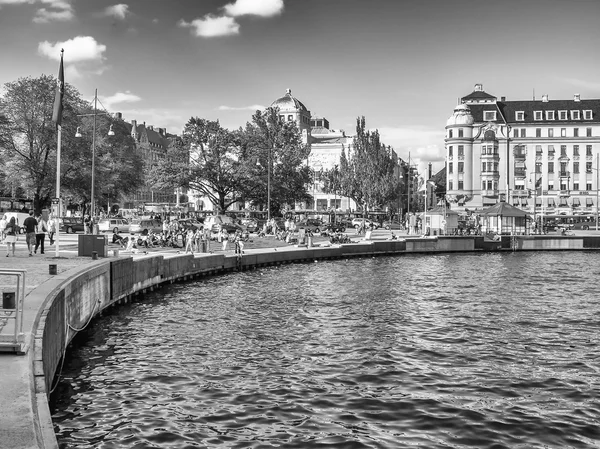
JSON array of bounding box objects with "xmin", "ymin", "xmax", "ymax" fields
[{"xmin": 75, "ymin": 89, "xmax": 114, "ymax": 233}]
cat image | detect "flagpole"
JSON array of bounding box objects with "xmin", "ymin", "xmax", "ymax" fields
[{"xmin": 55, "ymin": 125, "xmax": 61, "ymax": 258}]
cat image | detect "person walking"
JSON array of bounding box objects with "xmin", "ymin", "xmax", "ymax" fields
[
  {"xmin": 0, "ymin": 214, "xmax": 6, "ymax": 244},
  {"xmin": 47, "ymin": 215, "xmax": 56, "ymax": 245},
  {"xmin": 35, "ymin": 214, "xmax": 47, "ymax": 254},
  {"xmin": 4, "ymin": 217, "xmax": 18, "ymax": 256},
  {"xmin": 23, "ymin": 211, "xmax": 37, "ymax": 256},
  {"xmin": 184, "ymin": 228, "xmax": 195, "ymax": 254}
]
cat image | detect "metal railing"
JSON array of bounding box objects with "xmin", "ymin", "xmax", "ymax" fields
[{"xmin": 0, "ymin": 269, "xmax": 27, "ymax": 354}]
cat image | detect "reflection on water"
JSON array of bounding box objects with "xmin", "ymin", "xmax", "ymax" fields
[{"xmin": 51, "ymin": 252, "xmax": 600, "ymax": 448}]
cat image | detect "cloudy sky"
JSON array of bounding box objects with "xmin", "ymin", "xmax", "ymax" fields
[{"xmin": 1, "ymin": 0, "xmax": 600, "ymax": 173}]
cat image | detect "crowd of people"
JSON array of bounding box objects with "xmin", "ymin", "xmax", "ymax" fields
[{"xmin": 1, "ymin": 211, "xmax": 57, "ymax": 257}]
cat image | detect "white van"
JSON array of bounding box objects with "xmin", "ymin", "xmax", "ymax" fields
[{"xmin": 4, "ymin": 212, "xmax": 31, "ymax": 234}]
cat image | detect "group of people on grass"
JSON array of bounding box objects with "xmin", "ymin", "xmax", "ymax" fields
[{"xmin": 1, "ymin": 211, "xmax": 56, "ymax": 257}]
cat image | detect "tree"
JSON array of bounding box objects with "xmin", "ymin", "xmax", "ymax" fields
[
  {"xmin": 0, "ymin": 75, "xmax": 87, "ymax": 213},
  {"xmin": 239, "ymin": 107, "xmax": 312, "ymax": 216},
  {"xmin": 147, "ymin": 117, "xmax": 248, "ymax": 214},
  {"xmin": 338, "ymin": 117, "xmax": 400, "ymax": 220}
]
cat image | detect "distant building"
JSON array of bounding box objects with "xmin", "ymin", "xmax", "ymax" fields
[{"xmin": 446, "ymin": 84, "xmax": 600, "ymax": 214}]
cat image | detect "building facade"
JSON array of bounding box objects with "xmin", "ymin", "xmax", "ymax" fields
[{"xmin": 446, "ymin": 84, "xmax": 600, "ymax": 215}]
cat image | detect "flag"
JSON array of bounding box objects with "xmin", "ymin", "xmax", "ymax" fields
[
  {"xmin": 534, "ymin": 174, "xmax": 542, "ymax": 196},
  {"xmin": 52, "ymin": 49, "xmax": 64, "ymax": 126}
]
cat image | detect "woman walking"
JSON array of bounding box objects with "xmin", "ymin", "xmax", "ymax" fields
[{"xmin": 4, "ymin": 217, "xmax": 18, "ymax": 257}]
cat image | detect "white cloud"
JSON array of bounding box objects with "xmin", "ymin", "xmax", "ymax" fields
[
  {"xmin": 101, "ymin": 91, "xmax": 142, "ymax": 109},
  {"xmin": 38, "ymin": 36, "xmax": 107, "ymax": 62},
  {"xmin": 178, "ymin": 15, "xmax": 240, "ymax": 38},
  {"xmin": 223, "ymin": 0, "xmax": 284, "ymax": 17},
  {"xmin": 33, "ymin": 0, "xmax": 73, "ymax": 22},
  {"xmin": 218, "ymin": 104, "xmax": 265, "ymax": 111},
  {"xmin": 0, "ymin": 0, "xmax": 34, "ymax": 7},
  {"xmin": 104, "ymin": 3, "xmax": 128, "ymax": 20}
]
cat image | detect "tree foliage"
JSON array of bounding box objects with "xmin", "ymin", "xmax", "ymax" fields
[{"xmin": 338, "ymin": 117, "xmax": 399, "ymax": 214}]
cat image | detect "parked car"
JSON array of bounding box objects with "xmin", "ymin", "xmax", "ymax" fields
[
  {"xmin": 98, "ymin": 217, "xmax": 131, "ymax": 234},
  {"xmin": 296, "ymin": 218, "xmax": 323, "ymax": 233},
  {"xmin": 59, "ymin": 216, "xmax": 86, "ymax": 234},
  {"xmin": 352, "ymin": 218, "xmax": 380, "ymax": 229},
  {"xmin": 240, "ymin": 218, "xmax": 259, "ymax": 233},
  {"xmin": 204, "ymin": 215, "xmax": 244, "ymax": 234},
  {"xmin": 129, "ymin": 219, "xmax": 163, "ymax": 234},
  {"xmin": 175, "ymin": 218, "xmax": 203, "ymax": 231},
  {"xmin": 383, "ymin": 220, "xmax": 403, "ymax": 230},
  {"xmin": 323, "ymin": 222, "xmax": 346, "ymax": 233}
]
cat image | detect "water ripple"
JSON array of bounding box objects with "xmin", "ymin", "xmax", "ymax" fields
[{"xmin": 51, "ymin": 252, "xmax": 600, "ymax": 448}]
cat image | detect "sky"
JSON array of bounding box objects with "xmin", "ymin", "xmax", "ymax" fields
[{"xmin": 1, "ymin": 0, "xmax": 600, "ymax": 175}]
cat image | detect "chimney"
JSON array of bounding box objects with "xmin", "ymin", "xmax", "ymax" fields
[
  {"xmin": 428, "ymin": 162, "xmax": 432, "ymax": 179},
  {"xmin": 574, "ymin": 94, "xmax": 581, "ymax": 102},
  {"xmin": 159, "ymin": 128, "xmax": 166, "ymax": 136},
  {"xmin": 148, "ymin": 125, "xmax": 154, "ymax": 131},
  {"xmin": 114, "ymin": 112, "xmax": 122, "ymax": 119},
  {"xmin": 474, "ymin": 83, "xmax": 483, "ymax": 92},
  {"xmin": 500, "ymin": 96, "xmax": 506, "ymax": 101},
  {"xmin": 542, "ymin": 94, "xmax": 549, "ymax": 102}
]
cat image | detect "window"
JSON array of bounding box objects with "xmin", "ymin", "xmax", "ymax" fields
[
  {"xmin": 458, "ymin": 162, "xmax": 464, "ymax": 173},
  {"xmin": 548, "ymin": 184, "xmax": 554, "ymax": 191},
  {"xmin": 587, "ymin": 145, "xmax": 593, "ymax": 156},
  {"xmin": 482, "ymin": 162, "xmax": 486, "ymax": 172},
  {"xmin": 516, "ymin": 111, "xmax": 525, "ymax": 121},
  {"xmin": 584, "ymin": 110, "xmax": 593, "ymax": 120},
  {"xmin": 449, "ymin": 181, "xmax": 453, "ymax": 191},
  {"xmin": 561, "ymin": 128, "xmax": 566, "ymax": 137},
  {"xmin": 574, "ymin": 145, "xmax": 579, "ymax": 156},
  {"xmin": 458, "ymin": 129, "xmax": 463, "ymax": 137},
  {"xmin": 520, "ymin": 129, "xmax": 526, "ymax": 138},
  {"xmin": 587, "ymin": 128, "xmax": 592, "ymax": 137},
  {"xmin": 571, "ymin": 110, "xmax": 581, "ymax": 120},
  {"xmin": 546, "ymin": 111, "xmax": 555, "ymax": 120},
  {"xmin": 448, "ymin": 162, "xmax": 453, "ymax": 173},
  {"xmin": 482, "ymin": 181, "xmax": 486, "ymax": 190},
  {"xmin": 448, "ymin": 129, "xmax": 453, "ymax": 138},
  {"xmin": 287, "ymin": 115, "xmax": 293, "ymax": 121},
  {"xmin": 513, "ymin": 129, "xmax": 519, "ymax": 138},
  {"xmin": 574, "ymin": 128, "xmax": 579, "ymax": 137},
  {"xmin": 458, "ymin": 181, "xmax": 464, "ymax": 190},
  {"xmin": 458, "ymin": 145, "xmax": 464, "ymax": 156},
  {"xmin": 560, "ymin": 182, "xmax": 567, "ymax": 191},
  {"xmin": 534, "ymin": 111, "xmax": 543, "ymax": 120},
  {"xmin": 448, "ymin": 146, "xmax": 453, "ymax": 157},
  {"xmin": 586, "ymin": 162, "xmax": 593, "ymax": 173},
  {"xmin": 573, "ymin": 162, "xmax": 579, "ymax": 173},
  {"xmin": 535, "ymin": 163, "xmax": 542, "ymax": 173},
  {"xmin": 573, "ymin": 182, "xmax": 579, "ymax": 190},
  {"xmin": 587, "ymin": 184, "xmax": 593, "ymax": 192},
  {"xmin": 536, "ymin": 145, "xmax": 543, "ymax": 155},
  {"xmin": 548, "ymin": 128, "xmax": 554, "ymax": 138},
  {"xmin": 560, "ymin": 145, "xmax": 567, "ymax": 157},
  {"xmin": 548, "ymin": 162, "xmax": 554, "ymax": 173},
  {"xmin": 548, "ymin": 145, "xmax": 555, "ymax": 155},
  {"xmin": 536, "ymin": 128, "xmax": 542, "ymax": 137},
  {"xmin": 279, "ymin": 115, "xmax": 285, "ymax": 121},
  {"xmin": 484, "ymin": 111, "xmax": 497, "ymax": 121},
  {"xmin": 559, "ymin": 111, "xmax": 567, "ymax": 120}
]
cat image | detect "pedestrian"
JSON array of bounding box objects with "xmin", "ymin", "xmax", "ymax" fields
[
  {"xmin": 34, "ymin": 214, "xmax": 47, "ymax": 254},
  {"xmin": 47, "ymin": 215, "xmax": 56, "ymax": 245},
  {"xmin": 0, "ymin": 214, "xmax": 6, "ymax": 244},
  {"xmin": 23, "ymin": 211, "xmax": 37, "ymax": 256},
  {"xmin": 4, "ymin": 217, "xmax": 18, "ymax": 257},
  {"xmin": 184, "ymin": 228, "xmax": 195, "ymax": 254},
  {"xmin": 221, "ymin": 229, "xmax": 229, "ymax": 251}
]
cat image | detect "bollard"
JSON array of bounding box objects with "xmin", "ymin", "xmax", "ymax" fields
[
  {"xmin": 49, "ymin": 264, "xmax": 57, "ymax": 275},
  {"xmin": 92, "ymin": 251, "xmax": 98, "ymax": 260},
  {"xmin": 113, "ymin": 249, "xmax": 120, "ymax": 257},
  {"xmin": 2, "ymin": 291, "xmax": 16, "ymax": 310}
]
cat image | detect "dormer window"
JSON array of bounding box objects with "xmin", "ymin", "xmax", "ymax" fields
[
  {"xmin": 483, "ymin": 110, "xmax": 497, "ymax": 121},
  {"xmin": 534, "ymin": 111, "xmax": 543, "ymax": 120},
  {"xmin": 571, "ymin": 110, "xmax": 581, "ymax": 120},
  {"xmin": 546, "ymin": 111, "xmax": 555, "ymax": 120},
  {"xmin": 584, "ymin": 110, "xmax": 593, "ymax": 120},
  {"xmin": 558, "ymin": 110, "xmax": 567, "ymax": 120},
  {"xmin": 515, "ymin": 111, "xmax": 524, "ymax": 121}
]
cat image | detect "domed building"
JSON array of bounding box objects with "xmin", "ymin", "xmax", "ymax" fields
[{"xmin": 270, "ymin": 89, "xmax": 312, "ymax": 141}]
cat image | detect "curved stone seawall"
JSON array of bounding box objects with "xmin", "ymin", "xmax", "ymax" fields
[{"xmin": 24, "ymin": 235, "xmax": 600, "ymax": 448}]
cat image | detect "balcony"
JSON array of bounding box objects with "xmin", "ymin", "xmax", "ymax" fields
[
  {"xmin": 559, "ymin": 170, "xmax": 570, "ymax": 178},
  {"xmin": 558, "ymin": 154, "xmax": 570, "ymax": 162},
  {"xmin": 514, "ymin": 169, "xmax": 527, "ymax": 178}
]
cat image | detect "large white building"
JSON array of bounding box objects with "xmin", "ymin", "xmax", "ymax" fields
[{"xmin": 446, "ymin": 84, "xmax": 600, "ymax": 214}]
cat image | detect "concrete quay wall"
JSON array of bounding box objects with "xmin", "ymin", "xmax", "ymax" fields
[{"xmin": 26, "ymin": 235, "xmax": 600, "ymax": 448}]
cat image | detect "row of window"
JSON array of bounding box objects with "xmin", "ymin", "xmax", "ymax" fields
[
  {"xmin": 449, "ymin": 180, "xmax": 598, "ymax": 194},
  {"xmin": 512, "ymin": 127, "xmax": 594, "ymax": 138},
  {"xmin": 517, "ymin": 182, "xmax": 596, "ymax": 191},
  {"xmin": 512, "ymin": 110, "xmax": 593, "ymax": 121},
  {"xmin": 449, "ymin": 144, "xmax": 596, "ymax": 157},
  {"xmin": 512, "ymin": 198, "xmax": 595, "ymax": 207},
  {"xmin": 532, "ymin": 161, "xmax": 596, "ymax": 174}
]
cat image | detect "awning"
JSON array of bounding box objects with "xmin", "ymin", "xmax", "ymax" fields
[
  {"xmin": 586, "ymin": 198, "xmax": 594, "ymax": 207},
  {"xmin": 572, "ymin": 198, "xmax": 581, "ymax": 206},
  {"xmin": 536, "ymin": 198, "xmax": 542, "ymax": 206},
  {"xmin": 512, "ymin": 198, "xmax": 520, "ymax": 206},
  {"xmin": 559, "ymin": 198, "xmax": 568, "ymax": 206},
  {"xmin": 547, "ymin": 198, "xmax": 556, "ymax": 207},
  {"xmin": 521, "ymin": 199, "xmax": 529, "ymax": 206}
]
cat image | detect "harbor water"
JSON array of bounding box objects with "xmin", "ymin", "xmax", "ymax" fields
[{"xmin": 51, "ymin": 252, "xmax": 600, "ymax": 448}]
